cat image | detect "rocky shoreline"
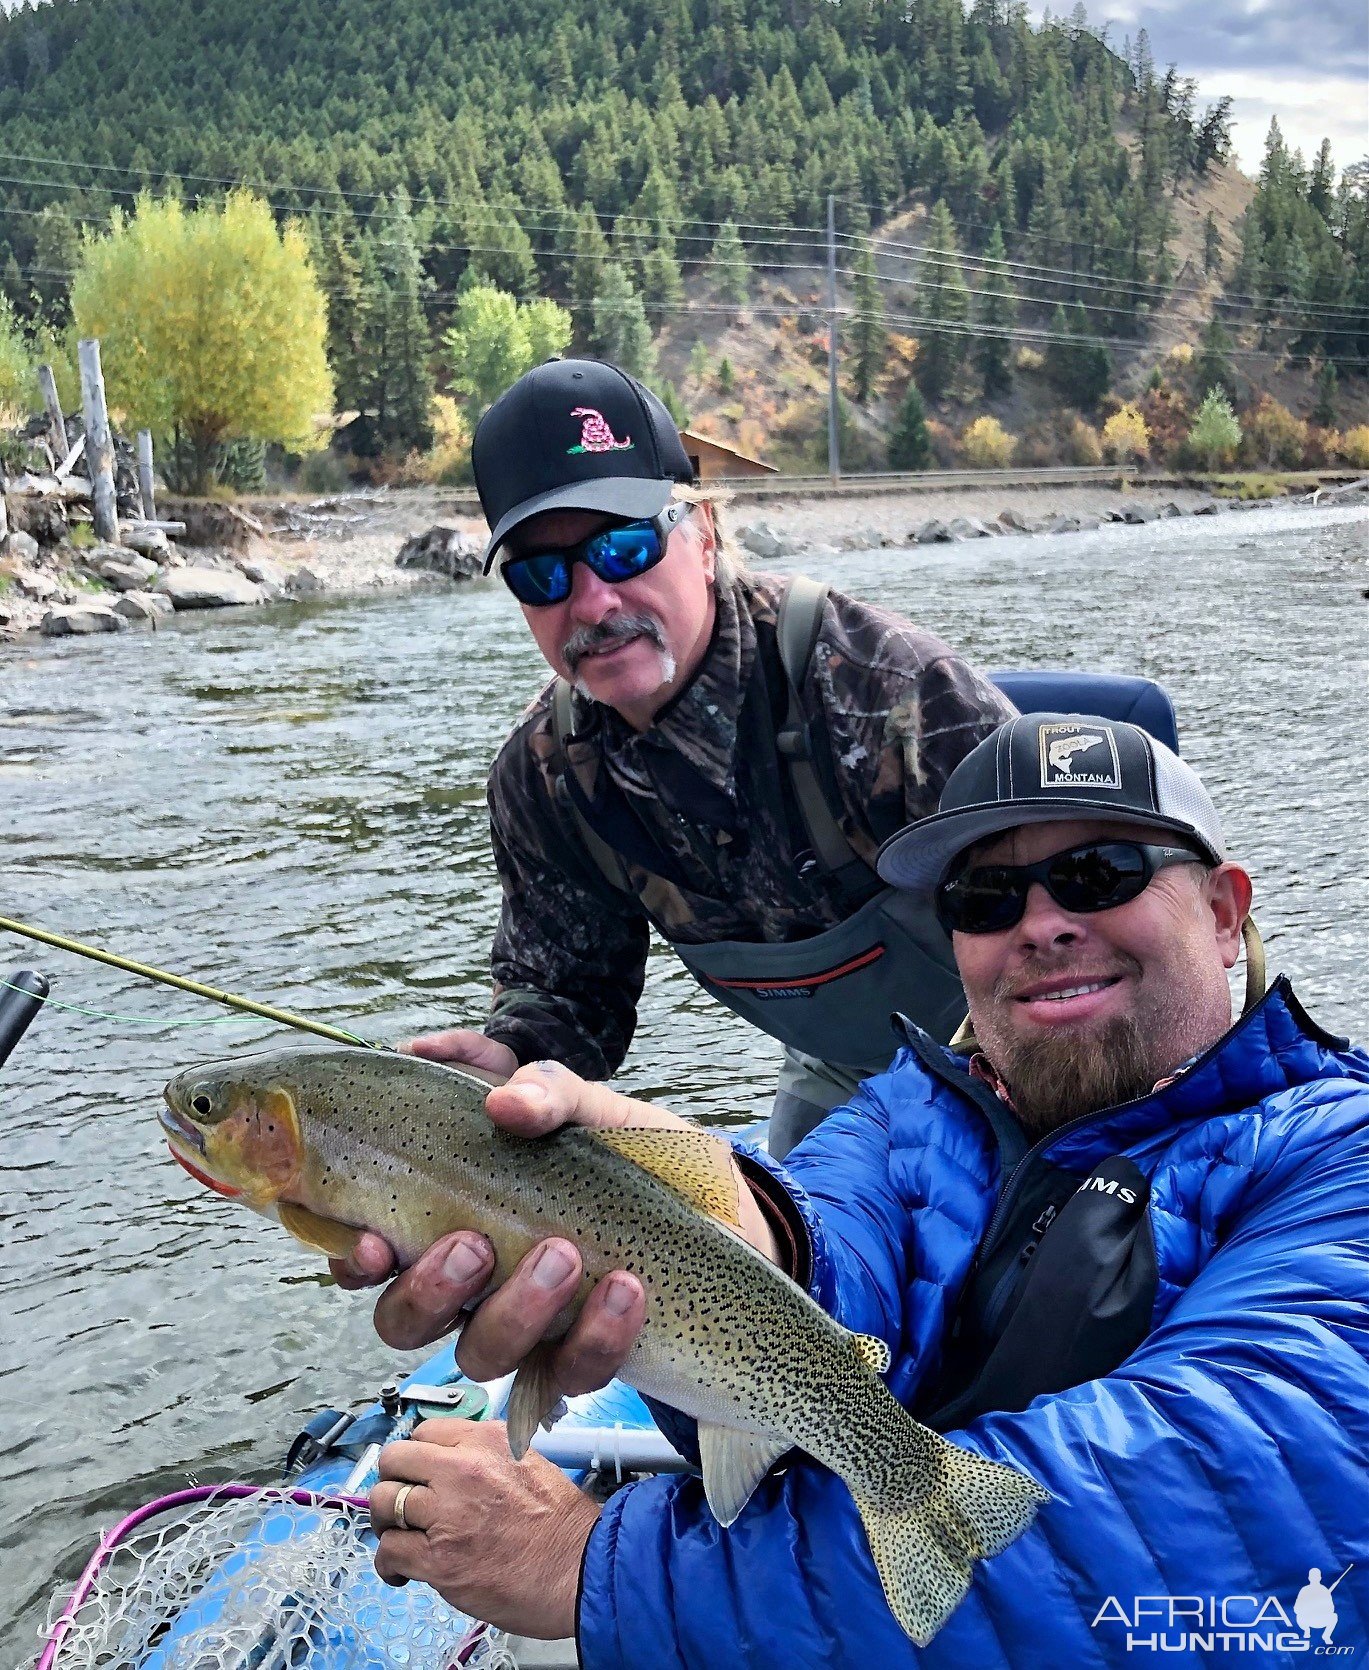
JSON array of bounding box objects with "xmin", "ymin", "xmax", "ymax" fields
[{"xmin": 3, "ymin": 476, "xmax": 1362, "ymax": 644}]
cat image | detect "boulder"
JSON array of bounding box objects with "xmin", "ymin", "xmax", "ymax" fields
[
  {"xmin": 286, "ymin": 565, "xmax": 326, "ymax": 597},
  {"xmin": 114, "ymin": 590, "xmax": 176, "ymax": 624},
  {"xmin": 839, "ymin": 525, "xmax": 890, "ymax": 551},
  {"xmin": 1116, "ymin": 501, "xmax": 1159, "ymax": 525},
  {"xmin": 913, "ymin": 519, "xmax": 954, "ymax": 544},
  {"xmin": 945, "ymin": 516, "xmax": 995, "ymax": 540},
  {"xmin": 4, "ymin": 563, "xmax": 61, "ymax": 602},
  {"xmin": 95, "ymin": 553, "xmax": 161, "ymax": 591},
  {"xmin": 996, "ymin": 509, "xmax": 1047, "ymax": 536},
  {"xmin": 1192, "ymin": 498, "xmax": 1223, "ymax": 515},
  {"xmin": 395, "ymin": 524, "xmax": 483, "ymax": 580},
  {"xmin": 1158, "ymin": 502, "xmax": 1187, "ymax": 519},
  {"xmin": 154, "ymin": 566, "xmax": 265, "ymax": 609},
  {"xmin": 231, "ymin": 551, "xmax": 286, "ymax": 588},
  {"xmin": 1, "ymin": 530, "xmax": 40, "ymax": 565},
  {"xmin": 41, "ymin": 604, "xmax": 128, "ymax": 636},
  {"xmin": 1043, "ymin": 514, "xmax": 1081, "ymax": 536},
  {"xmin": 120, "ymin": 525, "xmax": 172, "ymax": 559},
  {"xmin": 737, "ymin": 521, "xmax": 786, "ymax": 561}
]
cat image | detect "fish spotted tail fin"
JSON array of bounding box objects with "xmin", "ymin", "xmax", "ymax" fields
[{"xmin": 855, "ymin": 1438, "xmax": 1049, "ymax": 1646}]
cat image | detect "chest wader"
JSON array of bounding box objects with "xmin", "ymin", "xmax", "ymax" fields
[{"xmin": 551, "ymin": 576, "xmax": 965, "ymax": 1158}]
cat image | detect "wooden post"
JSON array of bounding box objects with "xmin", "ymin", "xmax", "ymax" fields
[
  {"xmin": 37, "ymin": 365, "xmax": 69, "ymax": 464},
  {"xmin": 136, "ymin": 430, "xmax": 156, "ymax": 520},
  {"xmin": 77, "ymin": 339, "xmax": 118, "ymax": 543}
]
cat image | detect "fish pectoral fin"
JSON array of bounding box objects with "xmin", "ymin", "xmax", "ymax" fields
[
  {"xmin": 590, "ymin": 1127, "xmax": 742, "ymax": 1231},
  {"xmin": 504, "ymin": 1341, "xmax": 567, "ymax": 1461},
  {"xmin": 277, "ymin": 1201, "xmax": 363, "ymax": 1260},
  {"xmin": 697, "ymin": 1423, "xmax": 792, "ymax": 1526},
  {"xmin": 851, "ymin": 1331, "xmax": 891, "ymax": 1375}
]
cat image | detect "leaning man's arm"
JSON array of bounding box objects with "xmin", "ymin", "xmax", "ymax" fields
[
  {"xmin": 482, "ymin": 749, "xmax": 649, "ymax": 1081},
  {"xmin": 577, "ymin": 1092, "xmax": 1369, "ymax": 1667}
]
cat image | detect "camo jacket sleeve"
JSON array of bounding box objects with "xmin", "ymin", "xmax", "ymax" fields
[
  {"xmin": 482, "ymin": 692, "xmax": 650, "ymax": 1080},
  {"xmin": 801, "ymin": 584, "xmax": 1017, "ymax": 864}
]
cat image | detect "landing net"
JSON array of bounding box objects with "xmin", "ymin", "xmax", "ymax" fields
[{"xmin": 32, "ymin": 1486, "xmax": 513, "ymax": 1670}]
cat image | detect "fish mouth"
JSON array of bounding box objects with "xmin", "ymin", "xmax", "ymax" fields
[{"xmin": 159, "ymin": 1100, "xmax": 207, "ymax": 1157}]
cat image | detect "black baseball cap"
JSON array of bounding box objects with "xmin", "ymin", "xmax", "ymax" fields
[
  {"xmin": 471, "ymin": 358, "xmax": 696, "ymax": 571},
  {"xmin": 877, "ymin": 713, "xmax": 1227, "ymax": 903}
]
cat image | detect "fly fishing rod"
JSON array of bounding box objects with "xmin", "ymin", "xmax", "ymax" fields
[{"xmin": 0, "ymin": 914, "xmax": 386, "ymax": 1049}]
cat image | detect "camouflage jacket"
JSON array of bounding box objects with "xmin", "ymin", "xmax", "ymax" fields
[{"xmin": 483, "ymin": 570, "xmax": 1014, "ymax": 1078}]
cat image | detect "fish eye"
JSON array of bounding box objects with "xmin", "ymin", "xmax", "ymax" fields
[{"xmin": 191, "ymin": 1093, "xmax": 214, "ymax": 1118}]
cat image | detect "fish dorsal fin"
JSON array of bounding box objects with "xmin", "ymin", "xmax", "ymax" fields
[
  {"xmin": 851, "ymin": 1332, "xmax": 891, "ymax": 1376},
  {"xmin": 589, "ymin": 1126, "xmax": 741, "ymax": 1230},
  {"xmin": 278, "ymin": 1201, "xmax": 363, "ymax": 1260},
  {"xmin": 697, "ymin": 1422, "xmax": 792, "ymax": 1526}
]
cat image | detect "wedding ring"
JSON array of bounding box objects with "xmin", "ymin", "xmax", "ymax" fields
[{"xmin": 392, "ymin": 1481, "xmax": 416, "ymax": 1532}]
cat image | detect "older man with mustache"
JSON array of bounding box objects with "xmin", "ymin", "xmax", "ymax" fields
[{"xmin": 379, "ymin": 356, "xmax": 1013, "ymax": 1174}]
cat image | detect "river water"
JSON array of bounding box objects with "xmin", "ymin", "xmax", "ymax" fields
[{"xmin": 1, "ymin": 502, "xmax": 1365, "ymax": 1656}]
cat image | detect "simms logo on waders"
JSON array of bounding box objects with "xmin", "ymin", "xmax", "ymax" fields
[{"xmin": 1039, "ymin": 722, "xmax": 1122, "ymax": 789}]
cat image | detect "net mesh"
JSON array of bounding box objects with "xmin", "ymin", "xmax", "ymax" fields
[{"xmin": 33, "ymin": 1489, "xmax": 514, "ymax": 1670}]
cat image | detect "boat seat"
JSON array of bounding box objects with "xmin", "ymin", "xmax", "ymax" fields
[{"xmin": 989, "ymin": 670, "xmax": 1180, "ymax": 753}]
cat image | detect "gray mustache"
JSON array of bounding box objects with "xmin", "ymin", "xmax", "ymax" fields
[{"xmin": 563, "ymin": 612, "xmax": 667, "ymax": 673}]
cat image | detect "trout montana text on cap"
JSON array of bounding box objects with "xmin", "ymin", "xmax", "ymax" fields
[
  {"xmin": 876, "ymin": 713, "xmax": 1227, "ymax": 905},
  {"xmin": 472, "ymin": 358, "xmax": 696, "ymax": 570}
]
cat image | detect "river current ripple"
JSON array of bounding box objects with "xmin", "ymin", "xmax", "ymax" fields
[{"xmin": 0, "ymin": 503, "xmax": 1365, "ymax": 1654}]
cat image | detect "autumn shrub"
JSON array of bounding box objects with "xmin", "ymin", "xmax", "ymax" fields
[
  {"xmin": 1136, "ymin": 385, "xmax": 1193, "ymax": 465},
  {"xmin": 1241, "ymin": 396, "xmax": 1308, "ymax": 469},
  {"xmin": 1015, "ymin": 347, "xmax": 1045, "ymax": 374},
  {"xmin": 1167, "ymin": 343, "xmax": 1195, "ymax": 366},
  {"xmin": 1301, "ymin": 426, "xmax": 1341, "ymax": 468},
  {"xmin": 960, "ymin": 415, "xmax": 1016, "ymax": 468},
  {"xmin": 1339, "ymin": 425, "xmax": 1369, "ymax": 468},
  {"xmin": 1101, "ymin": 405, "xmax": 1151, "ymax": 464},
  {"xmin": 1065, "ymin": 417, "xmax": 1103, "ymax": 465},
  {"xmin": 924, "ymin": 419, "xmax": 960, "ymax": 468}
]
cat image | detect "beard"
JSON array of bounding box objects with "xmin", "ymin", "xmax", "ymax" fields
[
  {"xmin": 563, "ymin": 612, "xmax": 676, "ymax": 698},
  {"xmin": 992, "ymin": 1012, "xmax": 1160, "ymax": 1139}
]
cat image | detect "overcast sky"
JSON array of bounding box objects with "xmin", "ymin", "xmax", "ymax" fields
[{"xmin": 1041, "ymin": 0, "xmax": 1368, "ymax": 176}]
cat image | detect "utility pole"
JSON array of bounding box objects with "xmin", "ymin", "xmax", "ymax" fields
[{"xmin": 826, "ymin": 193, "xmax": 840, "ymax": 482}]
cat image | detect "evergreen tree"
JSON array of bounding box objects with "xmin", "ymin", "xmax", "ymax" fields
[
  {"xmin": 569, "ymin": 205, "xmax": 611, "ymax": 342},
  {"xmin": 1202, "ymin": 213, "xmax": 1222, "ymax": 277},
  {"xmin": 1195, "ymin": 315, "xmax": 1237, "ymax": 405},
  {"xmin": 711, "ymin": 218, "xmax": 749, "ymax": 307},
  {"xmin": 369, "ymin": 191, "xmax": 434, "ymax": 454},
  {"xmin": 887, "ymin": 381, "xmax": 931, "ymax": 469},
  {"xmin": 1187, "ymin": 387, "xmax": 1241, "ymax": 468},
  {"xmin": 1312, "ymin": 360, "xmax": 1338, "ymax": 428},
  {"xmin": 849, "ymin": 243, "xmax": 887, "ymax": 403},
  {"xmin": 915, "ymin": 200, "xmax": 969, "ymax": 401},
  {"xmin": 591, "ymin": 261, "xmax": 655, "ymax": 378},
  {"xmin": 975, "ymin": 223, "xmax": 1015, "ymax": 398}
]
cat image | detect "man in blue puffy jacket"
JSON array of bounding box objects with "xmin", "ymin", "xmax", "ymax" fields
[{"xmin": 364, "ymin": 713, "xmax": 1369, "ymax": 1665}]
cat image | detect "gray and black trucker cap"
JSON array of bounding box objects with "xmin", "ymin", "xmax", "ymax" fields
[
  {"xmin": 472, "ymin": 358, "xmax": 696, "ymax": 570},
  {"xmin": 877, "ymin": 712, "xmax": 1226, "ymax": 901}
]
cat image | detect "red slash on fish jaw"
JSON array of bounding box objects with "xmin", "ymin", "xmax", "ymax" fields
[{"xmin": 167, "ymin": 1142, "xmax": 243, "ymax": 1198}]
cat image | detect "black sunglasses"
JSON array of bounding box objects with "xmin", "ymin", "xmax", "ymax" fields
[
  {"xmin": 501, "ymin": 503, "xmax": 689, "ymax": 607},
  {"xmin": 936, "ymin": 840, "xmax": 1207, "ymax": 935}
]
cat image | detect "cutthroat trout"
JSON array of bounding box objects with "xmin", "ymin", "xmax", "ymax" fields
[{"xmin": 161, "ymin": 1045, "xmax": 1048, "ymax": 1644}]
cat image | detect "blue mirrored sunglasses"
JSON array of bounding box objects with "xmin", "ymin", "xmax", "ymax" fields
[{"xmin": 500, "ymin": 503, "xmax": 689, "ymax": 607}]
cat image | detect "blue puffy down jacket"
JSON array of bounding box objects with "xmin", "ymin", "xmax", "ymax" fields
[{"xmin": 577, "ymin": 980, "xmax": 1369, "ymax": 1667}]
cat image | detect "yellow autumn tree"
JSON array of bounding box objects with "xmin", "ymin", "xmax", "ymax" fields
[
  {"xmin": 960, "ymin": 415, "xmax": 1016, "ymax": 467},
  {"xmin": 1102, "ymin": 404, "xmax": 1151, "ymax": 465},
  {"xmin": 71, "ymin": 192, "xmax": 333, "ymax": 493}
]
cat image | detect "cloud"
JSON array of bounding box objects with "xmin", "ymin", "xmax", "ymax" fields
[{"xmin": 1037, "ymin": 0, "xmax": 1368, "ymax": 172}]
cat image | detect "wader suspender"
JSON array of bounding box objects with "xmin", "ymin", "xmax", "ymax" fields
[{"xmin": 549, "ymin": 577, "xmax": 878, "ymax": 901}]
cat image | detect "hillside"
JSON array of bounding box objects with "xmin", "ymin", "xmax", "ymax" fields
[{"xmin": 0, "ymin": 0, "xmax": 1363, "ymax": 475}]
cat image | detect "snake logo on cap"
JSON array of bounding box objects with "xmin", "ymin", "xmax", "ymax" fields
[{"xmin": 567, "ymin": 407, "xmax": 634, "ymax": 455}]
